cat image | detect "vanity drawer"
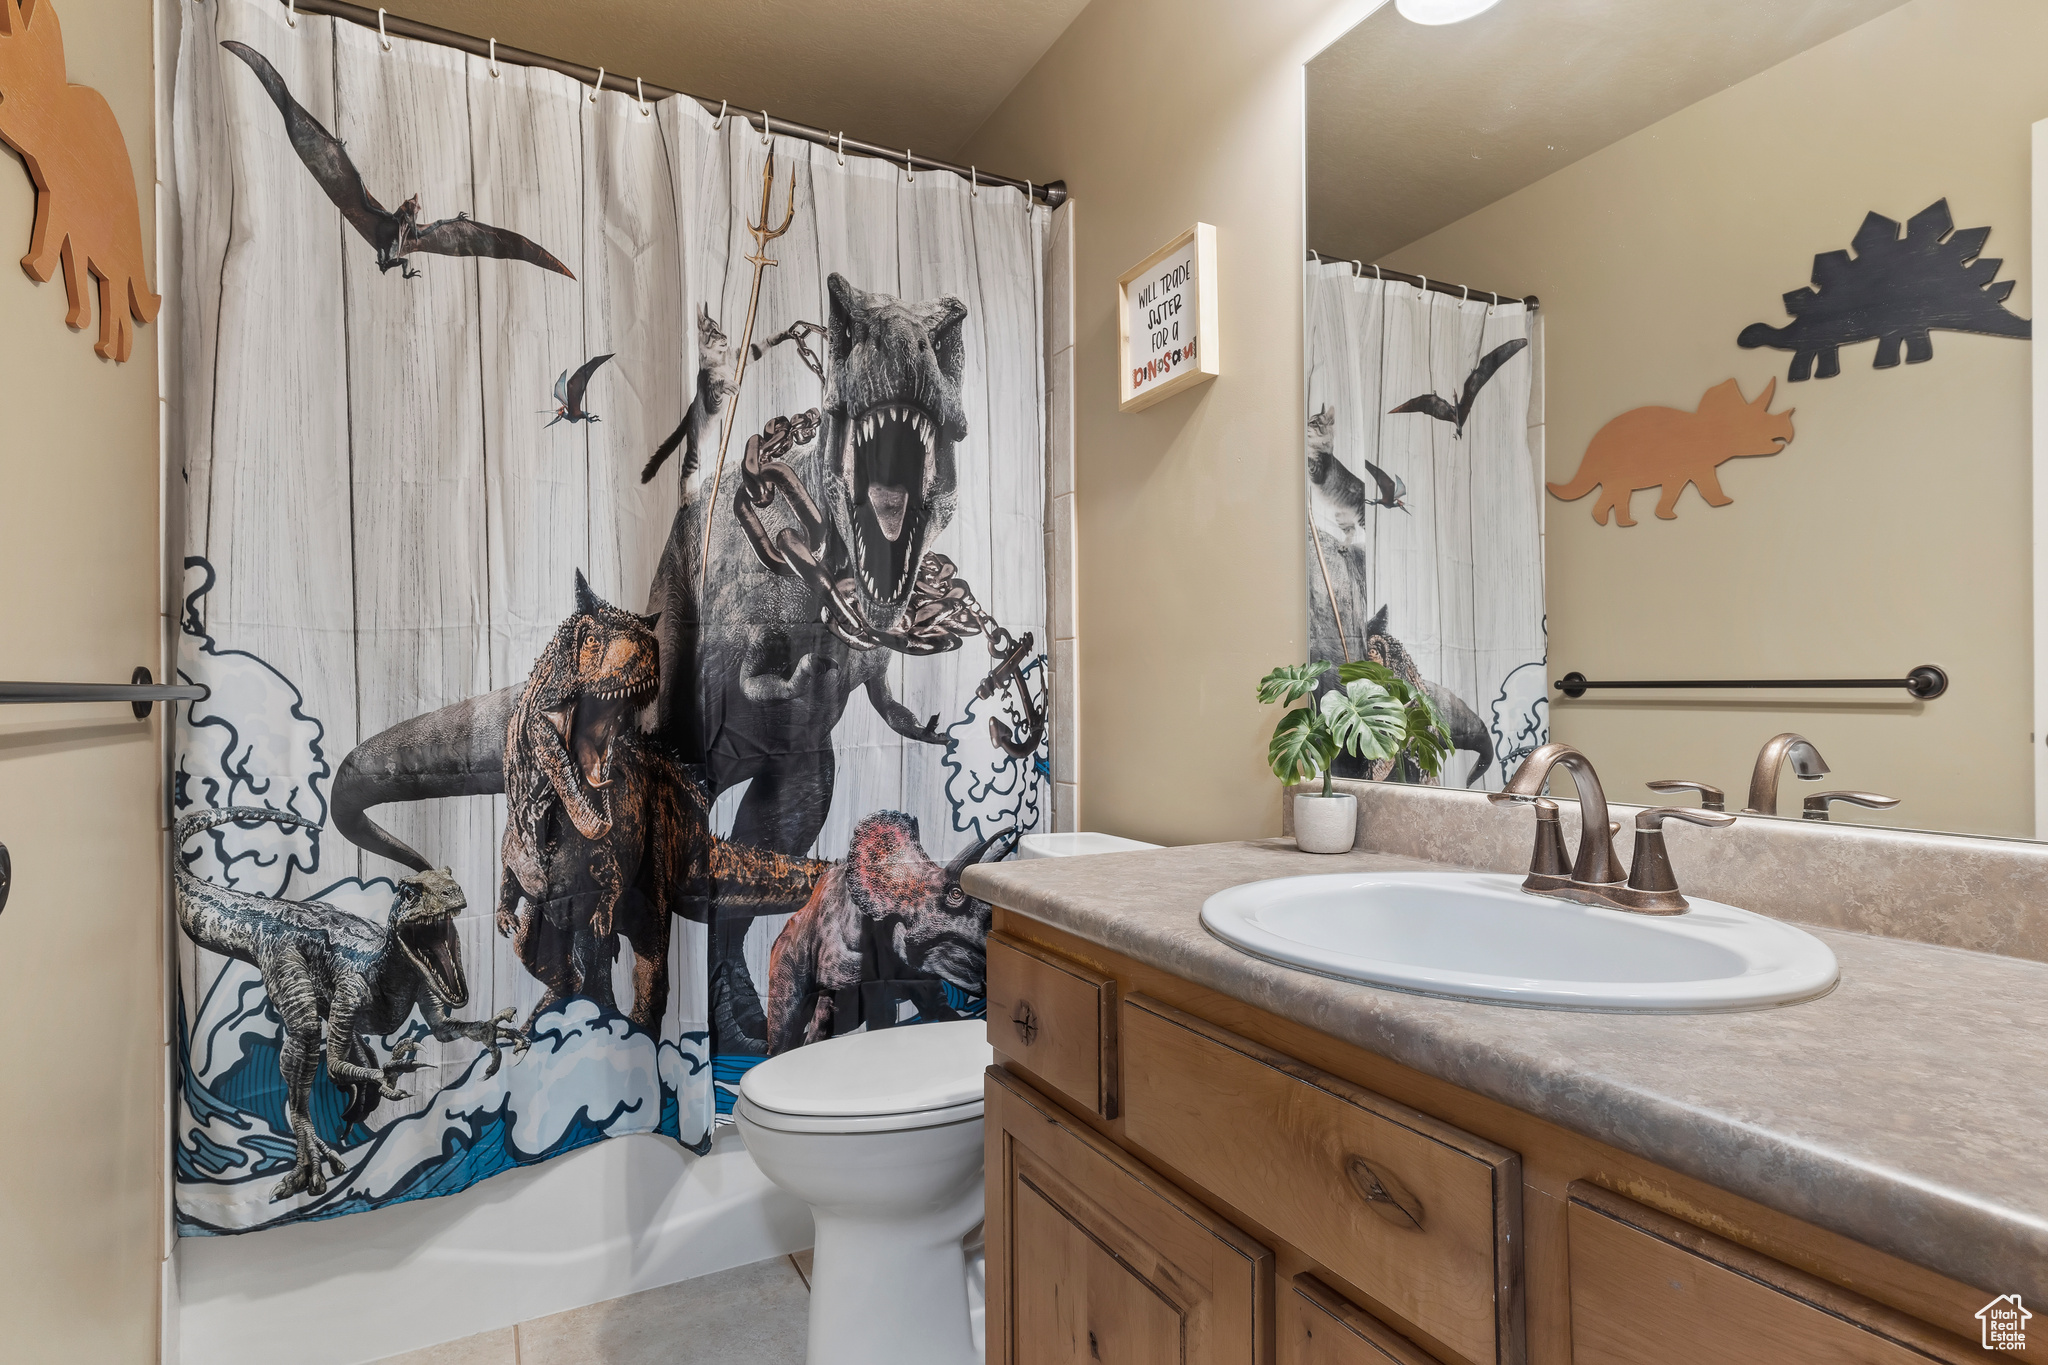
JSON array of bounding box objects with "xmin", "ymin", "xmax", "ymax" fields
[
  {"xmin": 1566, "ymin": 1183, "xmax": 1983, "ymax": 1365},
  {"xmin": 1121, "ymin": 996, "xmax": 1523, "ymax": 1365},
  {"xmin": 985, "ymin": 932, "xmax": 1118, "ymax": 1117},
  {"xmin": 1285, "ymin": 1274, "xmax": 1442, "ymax": 1364}
]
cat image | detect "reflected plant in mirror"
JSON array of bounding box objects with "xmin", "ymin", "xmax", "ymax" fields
[{"xmin": 1304, "ymin": 0, "xmax": 2046, "ymax": 841}]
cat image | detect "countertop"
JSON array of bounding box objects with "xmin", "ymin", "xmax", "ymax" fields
[{"xmin": 963, "ymin": 839, "xmax": 2048, "ymax": 1301}]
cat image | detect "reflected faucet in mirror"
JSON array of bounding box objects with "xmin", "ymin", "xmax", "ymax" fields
[
  {"xmin": 1490, "ymin": 743, "xmax": 1733, "ymax": 914},
  {"xmin": 1803, "ymin": 791, "xmax": 1901, "ymax": 822},
  {"xmin": 1645, "ymin": 779, "xmax": 1725, "ymax": 812},
  {"xmin": 1744, "ymin": 732, "xmax": 1831, "ymax": 815}
]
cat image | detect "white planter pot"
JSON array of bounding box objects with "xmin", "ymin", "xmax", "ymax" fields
[{"xmin": 1293, "ymin": 792, "xmax": 1358, "ymax": 855}]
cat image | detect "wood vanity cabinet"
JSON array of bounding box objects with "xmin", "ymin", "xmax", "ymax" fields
[{"xmin": 983, "ymin": 925, "xmax": 2013, "ymax": 1365}]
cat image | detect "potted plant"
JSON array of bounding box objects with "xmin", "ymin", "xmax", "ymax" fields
[{"xmin": 1256, "ymin": 661, "xmax": 1454, "ymax": 854}]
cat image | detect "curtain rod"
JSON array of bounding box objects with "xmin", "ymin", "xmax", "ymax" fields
[
  {"xmin": 269, "ymin": 0, "xmax": 1068, "ymax": 208},
  {"xmin": 1307, "ymin": 250, "xmax": 1536, "ymax": 311}
]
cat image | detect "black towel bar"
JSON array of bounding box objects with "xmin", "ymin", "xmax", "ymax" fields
[
  {"xmin": 1555, "ymin": 665, "xmax": 1947, "ymax": 701},
  {"xmin": 0, "ymin": 667, "xmax": 210, "ymax": 718}
]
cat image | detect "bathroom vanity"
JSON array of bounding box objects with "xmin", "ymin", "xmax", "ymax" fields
[{"xmin": 964, "ymin": 827, "xmax": 2047, "ymax": 1365}]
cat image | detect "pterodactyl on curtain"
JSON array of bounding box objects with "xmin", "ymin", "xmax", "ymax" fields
[{"xmin": 171, "ymin": 0, "xmax": 1048, "ymax": 1235}]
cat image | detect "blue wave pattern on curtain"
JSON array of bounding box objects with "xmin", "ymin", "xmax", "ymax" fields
[
  {"xmin": 171, "ymin": 0, "xmax": 1047, "ymax": 1235},
  {"xmin": 1303, "ymin": 262, "xmax": 1546, "ymax": 791}
]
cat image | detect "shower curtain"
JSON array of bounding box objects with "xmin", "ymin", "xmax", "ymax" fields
[
  {"xmin": 171, "ymin": 0, "xmax": 1047, "ymax": 1235},
  {"xmin": 1303, "ymin": 261, "xmax": 1546, "ymax": 791}
]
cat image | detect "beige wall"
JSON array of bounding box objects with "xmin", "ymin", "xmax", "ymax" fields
[
  {"xmin": 1384, "ymin": 0, "xmax": 2048, "ymax": 838},
  {"xmin": 0, "ymin": 0, "xmax": 167, "ymax": 1358},
  {"xmin": 963, "ymin": 0, "xmax": 1380, "ymax": 845}
]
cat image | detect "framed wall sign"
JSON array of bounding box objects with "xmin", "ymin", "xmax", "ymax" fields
[{"xmin": 1118, "ymin": 222, "xmax": 1220, "ymax": 412}]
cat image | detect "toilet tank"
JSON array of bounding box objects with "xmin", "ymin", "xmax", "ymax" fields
[{"xmin": 1017, "ymin": 832, "xmax": 1162, "ymax": 859}]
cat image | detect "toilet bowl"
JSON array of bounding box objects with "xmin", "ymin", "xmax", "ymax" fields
[
  {"xmin": 735, "ymin": 1020, "xmax": 993, "ymax": 1365},
  {"xmin": 1016, "ymin": 831, "xmax": 1161, "ymax": 859}
]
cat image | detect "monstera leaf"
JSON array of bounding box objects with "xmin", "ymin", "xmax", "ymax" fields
[
  {"xmin": 1257, "ymin": 661, "xmax": 1335, "ymax": 709},
  {"xmin": 1267, "ymin": 705, "xmax": 1333, "ymax": 788}
]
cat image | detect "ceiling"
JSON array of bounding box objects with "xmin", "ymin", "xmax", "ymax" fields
[
  {"xmin": 389, "ymin": 0, "xmax": 1091, "ymax": 161},
  {"xmin": 1307, "ymin": 0, "xmax": 1916, "ymax": 265}
]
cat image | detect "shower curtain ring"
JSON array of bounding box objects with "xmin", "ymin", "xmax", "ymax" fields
[
  {"xmin": 970, "ymin": 166, "xmax": 978, "ymax": 198},
  {"xmin": 712, "ymin": 100, "xmax": 728, "ymax": 130},
  {"xmin": 590, "ymin": 67, "xmax": 604, "ymax": 102},
  {"xmin": 1351, "ymin": 259, "xmax": 1362, "ymax": 277},
  {"xmin": 761, "ymin": 110, "xmax": 772, "ymax": 145},
  {"xmin": 1372, "ymin": 264, "xmax": 1382, "ymax": 280},
  {"xmin": 637, "ymin": 77, "xmax": 649, "ymax": 115},
  {"xmin": 377, "ymin": 7, "xmax": 390, "ymax": 50},
  {"xmin": 1025, "ymin": 181, "xmax": 1033, "ymax": 215},
  {"xmin": 1418, "ymin": 274, "xmax": 1428, "ymax": 295},
  {"xmin": 1460, "ymin": 284, "xmax": 1470, "ymax": 302},
  {"xmin": 904, "ymin": 149, "xmax": 914, "ymax": 183},
  {"xmin": 835, "ymin": 133, "xmax": 845, "ymax": 165},
  {"xmin": 285, "ymin": 0, "xmax": 296, "ymax": 28},
  {"xmin": 487, "ymin": 38, "xmax": 500, "ymax": 76}
]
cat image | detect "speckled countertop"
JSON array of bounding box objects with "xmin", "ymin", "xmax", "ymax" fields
[{"xmin": 963, "ymin": 839, "xmax": 2048, "ymax": 1300}]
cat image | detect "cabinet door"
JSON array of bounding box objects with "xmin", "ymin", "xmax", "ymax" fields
[
  {"xmin": 1284, "ymin": 1274, "xmax": 1442, "ymax": 1365},
  {"xmin": 1567, "ymin": 1184, "xmax": 1982, "ymax": 1365},
  {"xmin": 987, "ymin": 1065, "xmax": 1273, "ymax": 1365}
]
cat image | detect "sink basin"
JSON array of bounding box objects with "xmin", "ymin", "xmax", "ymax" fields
[{"xmin": 1200, "ymin": 871, "xmax": 1839, "ymax": 1012}]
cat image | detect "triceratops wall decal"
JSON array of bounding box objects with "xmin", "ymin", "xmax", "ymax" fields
[
  {"xmin": 1738, "ymin": 199, "xmax": 2029, "ymax": 382},
  {"xmin": 0, "ymin": 0, "xmax": 158, "ymax": 362}
]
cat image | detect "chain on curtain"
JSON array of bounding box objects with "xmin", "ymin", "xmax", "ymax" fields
[
  {"xmin": 1303, "ymin": 261, "xmax": 1547, "ymax": 791},
  {"xmin": 171, "ymin": 0, "xmax": 1047, "ymax": 1235}
]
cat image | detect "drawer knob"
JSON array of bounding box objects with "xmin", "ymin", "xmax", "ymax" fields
[
  {"xmin": 1012, "ymin": 1000, "xmax": 1040, "ymax": 1046},
  {"xmin": 1346, "ymin": 1155, "xmax": 1425, "ymax": 1231}
]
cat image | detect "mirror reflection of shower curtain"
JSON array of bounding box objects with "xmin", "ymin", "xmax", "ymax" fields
[{"xmin": 1303, "ymin": 262, "xmax": 1546, "ymax": 790}]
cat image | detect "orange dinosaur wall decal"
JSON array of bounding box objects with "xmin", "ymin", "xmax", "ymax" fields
[
  {"xmin": 1547, "ymin": 378, "xmax": 1794, "ymax": 526},
  {"xmin": 0, "ymin": 0, "xmax": 158, "ymax": 361}
]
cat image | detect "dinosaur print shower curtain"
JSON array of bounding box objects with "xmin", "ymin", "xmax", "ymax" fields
[
  {"xmin": 171, "ymin": 0, "xmax": 1047, "ymax": 1235},
  {"xmin": 1303, "ymin": 262, "xmax": 1546, "ymax": 790}
]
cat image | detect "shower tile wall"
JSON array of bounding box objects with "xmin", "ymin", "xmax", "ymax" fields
[{"xmin": 1046, "ymin": 201, "xmax": 1079, "ymax": 832}]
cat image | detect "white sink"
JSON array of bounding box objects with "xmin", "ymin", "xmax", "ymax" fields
[{"xmin": 1200, "ymin": 871, "xmax": 1839, "ymax": 1012}]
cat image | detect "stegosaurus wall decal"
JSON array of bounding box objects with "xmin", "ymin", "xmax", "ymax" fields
[{"xmin": 1738, "ymin": 199, "xmax": 2030, "ymax": 381}]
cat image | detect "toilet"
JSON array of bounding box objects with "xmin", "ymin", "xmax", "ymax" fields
[
  {"xmin": 736, "ymin": 1020, "xmax": 993, "ymax": 1365},
  {"xmin": 1016, "ymin": 830, "xmax": 1161, "ymax": 859}
]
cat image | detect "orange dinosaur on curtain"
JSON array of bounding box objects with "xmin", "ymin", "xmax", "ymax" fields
[{"xmin": 0, "ymin": 0, "xmax": 158, "ymax": 361}]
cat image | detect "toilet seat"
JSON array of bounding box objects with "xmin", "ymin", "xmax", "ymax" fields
[
  {"xmin": 736, "ymin": 1093, "xmax": 984, "ymax": 1135},
  {"xmin": 737, "ymin": 1019, "xmax": 993, "ymax": 1134}
]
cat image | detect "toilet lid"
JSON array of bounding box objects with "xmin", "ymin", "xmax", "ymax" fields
[{"xmin": 739, "ymin": 1019, "xmax": 993, "ymax": 1119}]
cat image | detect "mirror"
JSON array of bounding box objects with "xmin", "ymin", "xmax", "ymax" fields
[{"xmin": 1303, "ymin": 0, "xmax": 2045, "ymax": 841}]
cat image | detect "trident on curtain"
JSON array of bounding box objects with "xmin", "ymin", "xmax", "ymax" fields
[{"xmin": 700, "ymin": 149, "xmax": 798, "ymax": 590}]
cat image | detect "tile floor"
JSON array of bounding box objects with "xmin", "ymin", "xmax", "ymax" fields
[{"xmin": 374, "ymin": 1252, "xmax": 813, "ymax": 1365}]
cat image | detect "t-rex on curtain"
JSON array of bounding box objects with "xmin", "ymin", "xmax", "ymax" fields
[
  {"xmin": 1303, "ymin": 263, "xmax": 1547, "ymax": 791},
  {"xmin": 171, "ymin": 0, "xmax": 1047, "ymax": 1235}
]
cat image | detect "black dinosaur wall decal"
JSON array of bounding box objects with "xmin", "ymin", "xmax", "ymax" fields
[
  {"xmin": 221, "ymin": 41, "xmax": 574, "ymax": 281},
  {"xmin": 1389, "ymin": 338, "xmax": 1529, "ymax": 438},
  {"xmin": 1738, "ymin": 199, "xmax": 2030, "ymax": 381}
]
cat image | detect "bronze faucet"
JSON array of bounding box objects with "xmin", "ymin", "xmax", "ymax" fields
[
  {"xmin": 1492, "ymin": 743, "xmax": 1733, "ymax": 913},
  {"xmin": 1802, "ymin": 790, "xmax": 1900, "ymax": 822},
  {"xmin": 1744, "ymin": 732, "xmax": 1830, "ymax": 815},
  {"xmin": 1489, "ymin": 743, "xmax": 1624, "ymax": 891}
]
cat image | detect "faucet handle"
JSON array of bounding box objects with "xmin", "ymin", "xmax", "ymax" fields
[
  {"xmin": 1646, "ymin": 779, "xmax": 1726, "ymax": 812},
  {"xmin": 1802, "ymin": 791, "xmax": 1900, "ymax": 822},
  {"xmin": 1508, "ymin": 796, "xmax": 1572, "ymax": 882},
  {"xmin": 1636, "ymin": 806, "xmax": 1738, "ymax": 832},
  {"xmin": 1622, "ymin": 806, "xmax": 1736, "ymax": 913}
]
